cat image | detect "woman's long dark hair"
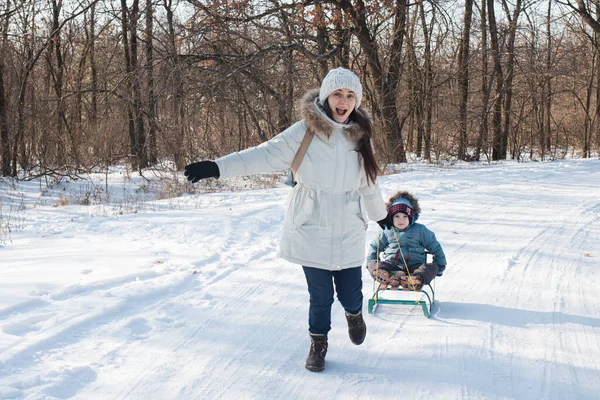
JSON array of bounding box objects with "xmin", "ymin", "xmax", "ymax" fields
[{"xmin": 322, "ymin": 101, "xmax": 380, "ymax": 185}]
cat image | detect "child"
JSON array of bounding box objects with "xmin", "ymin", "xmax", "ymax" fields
[{"xmin": 366, "ymin": 191, "xmax": 446, "ymax": 291}]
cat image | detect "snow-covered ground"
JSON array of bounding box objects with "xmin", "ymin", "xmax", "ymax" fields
[{"xmin": 1, "ymin": 159, "xmax": 599, "ymax": 400}]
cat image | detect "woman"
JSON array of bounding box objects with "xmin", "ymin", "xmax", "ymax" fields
[{"xmin": 185, "ymin": 68, "xmax": 391, "ymax": 372}]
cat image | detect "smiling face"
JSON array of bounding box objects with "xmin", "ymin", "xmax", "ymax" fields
[
  {"xmin": 393, "ymin": 213, "xmax": 410, "ymax": 230},
  {"xmin": 326, "ymin": 88, "xmax": 357, "ymax": 123}
]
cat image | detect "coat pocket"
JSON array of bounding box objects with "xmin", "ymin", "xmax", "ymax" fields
[{"xmin": 287, "ymin": 187, "xmax": 315, "ymax": 230}]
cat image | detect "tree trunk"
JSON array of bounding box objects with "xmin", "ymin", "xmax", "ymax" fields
[
  {"xmin": 51, "ymin": 0, "xmax": 66, "ymax": 167},
  {"xmin": 406, "ymin": 20, "xmax": 423, "ymax": 157},
  {"xmin": 0, "ymin": 64, "xmax": 9, "ymax": 176},
  {"xmin": 121, "ymin": 0, "xmax": 147, "ymax": 169},
  {"xmin": 488, "ymin": 0, "xmax": 504, "ymax": 160},
  {"xmin": 476, "ymin": 0, "xmax": 490, "ymax": 161},
  {"xmin": 315, "ymin": 1, "xmax": 332, "ymax": 74},
  {"xmin": 14, "ymin": 61, "xmax": 31, "ymax": 175},
  {"xmin": 164, "ymin": 0, "xmax": 185, "ymax": 169},
  {"xmin": 458, "ymin": 0, "xmax": 474, "ymax": 160},
  {"xmin": 130, "ymin": 0, "xmax": 147, "ymax": 169},
  {"xmin": 584, "ymin": 67, "xmax": 593, "ymax": 158},
  {"xmin": 146, "ymin": 0, "xmax": 157, "ymax": 164},
  {"xmin": 382, "ymin": 0, "xmax": 408, "ymax": 163},
  {"xmin": 277, "ymin": 6, "xmax": 295, "ymax": 131},
  {"xmin": 419, "ymin": 0, "xmax": 433, "ymax": 161},
  {"xmin": 0, "ymin": 4, "xmax": 10, "ymax": 176},
  {"xmin": 121, "ymin": 0, "xmax": 136, "ymax": 168},
  {"xmin": 335, "ymin": 0, "xmax": 407, "ymax": 162},
  {"xmin": 501, "ymin": 0, "xmax": 523, "ymax": 160},
  {"xmin": 51, "ymin": 0, "xmax": 80, "ymax": 168},
  {"xmin": 90, "ymin": 2, "xmax": 98, "ymax": 125},
  {"xmin": 541, "ymin": 0, "xmax": 552, "ymax": 158},
  {"xmin": 595, "ymin": 2, "xmax": 600, "ymax": 157}
]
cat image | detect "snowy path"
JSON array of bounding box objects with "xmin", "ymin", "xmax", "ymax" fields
[{"xmin": 1, "ymin": 159, "xmax": 599, "ymax": 399}]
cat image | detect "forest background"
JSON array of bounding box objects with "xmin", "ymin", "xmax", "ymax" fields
[{"xmin": 1, "ymin": 0, "xmax": 600, "ymax": 182}]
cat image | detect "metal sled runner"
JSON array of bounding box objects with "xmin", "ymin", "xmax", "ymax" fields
[{"xmin": 367, "ymin": 281, "xmax": 435, "ymax": 318}]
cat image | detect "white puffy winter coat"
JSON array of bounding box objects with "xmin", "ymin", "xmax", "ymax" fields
[{"xmin": 215, "ymin": 90, "xmax": 387, "ymax": 270}]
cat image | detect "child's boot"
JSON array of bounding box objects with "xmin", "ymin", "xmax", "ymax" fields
[
  {"xmin": 399, "ymin": 274, "xmax": 423, "ymax": 291},
  {"xmin": 406, "ymin": 274, "xmax": 423, "ymax": 291},
  {"xmin": 367, "ymin": 262, "xmax": 392, "ymax": 287},
  {"xmin": 388, "ymin": 273, "xmax": 402, "ymax": 288},
  {"xmin": 345, "ymin": 311, "xmax": 366, "ymax": 345},
  {"xmin": 305, "ymin": 334, "xmax": 328, "ymax": 372}
]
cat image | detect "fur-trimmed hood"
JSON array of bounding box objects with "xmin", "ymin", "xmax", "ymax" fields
[{"xmin": 299, "ymin": 89, "xmax": 372, "ymax": 142}]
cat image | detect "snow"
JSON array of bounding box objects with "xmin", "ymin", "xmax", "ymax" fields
[{"xmin": 1, "ymin": 159, "xmax": 599, "ymax": 400}]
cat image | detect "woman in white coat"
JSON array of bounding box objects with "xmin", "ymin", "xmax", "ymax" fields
[{"xmin": 185, "ymin": 68, "xmax": 392, "ymax": 372}]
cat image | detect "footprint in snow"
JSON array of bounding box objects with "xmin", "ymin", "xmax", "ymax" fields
[
  {"xmin": 1, "ymin": 320, "xmax": 42, "ymax": 337},
  {"xmin": 41, "ymin": 366, "xmax": 97, "ymax": 399},
  {"xmin": 123, "ymin": 317, "xmax": 152, "ymax": 339}
]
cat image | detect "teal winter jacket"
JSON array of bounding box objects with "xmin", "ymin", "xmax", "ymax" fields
[{"xmin": 367, "ymin": 223, "xmax": 446, "ymax": 268}]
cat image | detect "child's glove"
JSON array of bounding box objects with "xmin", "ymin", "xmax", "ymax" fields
[
  {"xmin": 377, "ymin": 213, "xmax": 393, "ymax": 230},
  {"xmin": 436, "ymin": 265, "xmax": 446, "ymax": 277},
  {"xmin": 184, "ymin": 161, "xmax": 220, "ymax": 183}
]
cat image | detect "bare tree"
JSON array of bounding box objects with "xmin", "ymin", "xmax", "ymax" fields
[
  {"xmin": 89, "ymin": 1, "xmax": 99, "ymax": 125},
  {"xmin": 162, "ymin": 0, "xmax": 186, "ymax": 168},
  {"xmin": 475, "ymin": 0, "xmax": 491, "ymax": 161},
  {"xmin": 458, "ymin": 0, "xmax": 474, "ymax": 160},
  {"xmin": 8, "ymin": 0, "xmax": 96, "ymax": 175},
  {"xmin": 501, "ymin": 0, "xmax": 524, "ymax": 160},
  {"xmin": 565, "ymin": 0, "xmax": 600, "ymax": 156},
  {"xmin": 47, "ymin": 0, "xmax": 83, "ymax": 168},
  {"xmin": 0, "ymin": 0, "xmax": 10, "ymax": 175},
  {"xmin": 1, "ymin": 0, "xmax": 599, "ymax": 180},
  {"xmin": 146, "ymin": 0, "xmax": 157, "ymax": 164},
  {"xmin": 121, "ymin": 0, "xmax": 147, "ymax": 169},
  {"xmin": 488, "ymin": 0, "xmax": 505, "ymax": 160},
  {"xmin": 326, "ymin": 0, "xmax": 408, "ymax": 163}
]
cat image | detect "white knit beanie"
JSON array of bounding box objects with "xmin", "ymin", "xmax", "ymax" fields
[{"xmin": 318, "ymin": 67, "xmax": 363, "ymax": 109}]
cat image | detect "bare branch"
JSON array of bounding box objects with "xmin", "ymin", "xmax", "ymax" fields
[{"xmin": 175, "ymin": 42, "xmax": 339, "ymax": 65}]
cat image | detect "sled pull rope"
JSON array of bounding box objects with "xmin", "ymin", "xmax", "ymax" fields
[{"xmin": 392, "ymin": 229, "xmax": 421, "ymax": 301}]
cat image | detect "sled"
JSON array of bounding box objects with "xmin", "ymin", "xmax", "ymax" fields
[{"xmin": 367, "ymin": 281, "xmax": 435, "ymax": 318}]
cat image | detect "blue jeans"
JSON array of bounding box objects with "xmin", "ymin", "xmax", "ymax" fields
[{"xmin": 302, "ymin": 266, "xmax": 363, "ymax": 335}]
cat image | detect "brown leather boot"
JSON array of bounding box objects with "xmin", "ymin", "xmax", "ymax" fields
[
  {"xmin": 305, "ymin": 334, "xmax": 328, "ymax": 372},
  {"xmin": 345, "ymin": 311, "xmax": 366, "ymax": 345}
]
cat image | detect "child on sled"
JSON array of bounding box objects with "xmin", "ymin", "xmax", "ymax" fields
[{"xmin": 366, "ymin": 191, "xmax": 447, "ymax": 291}]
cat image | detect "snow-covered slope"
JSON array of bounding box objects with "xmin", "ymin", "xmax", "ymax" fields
[{"xmin": 1, "ymin": 159, "xmax": 599, "ymax": 399}]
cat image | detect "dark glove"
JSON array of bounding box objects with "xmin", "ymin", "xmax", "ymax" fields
[
  {"xmin": 184, "ymin": 161, "xmax": 220, "ymax": 183},
  {"xmin": 377, "ymin": 213, "xmax": 393, "ymax": 230},
  {"xmin": 436, "ymin": 265, "xmax": 446, "ymax": 277}
]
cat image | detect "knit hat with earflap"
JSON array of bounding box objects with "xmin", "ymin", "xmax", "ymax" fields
[
  {"xmin": 388, "ymin": 198, "xmax": 418, "ymax": 225},
  {"xmin": 318, "ymin": 68, "xmax": 363, "ymax": 109}
]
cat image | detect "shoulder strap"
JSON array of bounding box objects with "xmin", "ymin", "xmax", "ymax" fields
[{"xmin": 290, "ymin": 129, "xmax": 314, "ymax": 183}]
